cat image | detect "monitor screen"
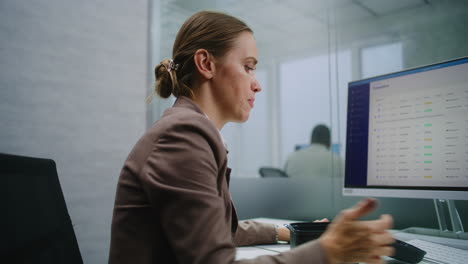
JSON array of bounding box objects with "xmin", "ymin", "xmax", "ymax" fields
[{"xmin": 344, "ymin": 57, "xmax": 468, "ymax": 200}]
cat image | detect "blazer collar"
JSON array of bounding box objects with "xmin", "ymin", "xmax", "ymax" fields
[
  {"xmin": 172, "ymin": 96, "xmax": 205, "ymax": 115},
  {"xmin": 170, "ymin": 96, "xmax": 229, "ymax": 153}
]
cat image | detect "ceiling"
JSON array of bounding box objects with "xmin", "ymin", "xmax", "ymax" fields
[{"xmin": 155, "ymin": 0, "xmax": 462, "ymax": 60}]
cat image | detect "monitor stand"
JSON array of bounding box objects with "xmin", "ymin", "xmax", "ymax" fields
[{"xmin": 400, "ymin": 199, "xmax": 468, "ymax": 240}]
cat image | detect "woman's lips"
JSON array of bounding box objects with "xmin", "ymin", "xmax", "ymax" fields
[{"xmin": 248, "ymin": 98, "xmax": 255, "ymax": 108}]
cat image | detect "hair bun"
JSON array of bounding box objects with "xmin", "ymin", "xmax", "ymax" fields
[
  {"xmin": 149, "ymin": 11, "xmax": 252, "ymax": 101},
  {"xmin": 154, "ymin": 59, "xmax": 173, "ymax": 98}
]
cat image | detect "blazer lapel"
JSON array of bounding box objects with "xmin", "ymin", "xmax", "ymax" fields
[
  {"xmin": 231, "ymin": 201, "xmax": 239, "ymax": 233},
  {"xmin": 226, "ymin": 167, "xmax": 232, "ymax": 187}
]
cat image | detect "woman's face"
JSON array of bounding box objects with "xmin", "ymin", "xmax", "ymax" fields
[{"xmin": 212, "ymin": 31, "xmax": 262, "ymax": 123}]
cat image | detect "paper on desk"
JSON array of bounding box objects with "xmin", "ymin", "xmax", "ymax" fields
[
  {"xmin": 235, "ymin": 247, "xmax": 279, "ymax": 260},
  {"xmin": 256, "ymin": 244, "xmax": 291, "ymax": 253}
]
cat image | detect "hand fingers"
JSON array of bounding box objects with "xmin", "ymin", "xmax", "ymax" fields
[
  {"xmin": 350, "ymin": 232, "xmax": 395, "ymax": 262},
  {"xmin": 368, "ymin": 246, "xmax": 395, "ymax": 261},
  {"xmin": 372, "ymin": 231, "xmax": 395, "ymax": 246},
  {"xmin": 336, "ymin": 198, "xmax": 378, "ymax": 222},
  {"xmin": 379, "ymin": 245, "xmax": 395, "ymax": 257},
  {"xmin": 350, "ymin": 245, "xmax": 394, "ymax": 264},
  {"xmin": 339, "ymin": 218, "xmax": 394, "ymax": 245},
  {"xmin": 359, "ymin": 214, "xmax": 394, "ymax": 232},
  {"xmin": 360, "ymin": 255, "xmax": 385, "ymax": 264}
]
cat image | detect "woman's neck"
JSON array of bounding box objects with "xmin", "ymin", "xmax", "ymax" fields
[{"xmin": 191, "ymin": 85, "xmax": 226, "ymax": 130}]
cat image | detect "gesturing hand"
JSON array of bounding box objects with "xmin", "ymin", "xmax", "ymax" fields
[{"xmin": 319, "ymin": 198, "xmax": 395, "ymax": 264}]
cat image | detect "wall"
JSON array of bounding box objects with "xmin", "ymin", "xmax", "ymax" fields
[{"xmin": 0, "ymin": 1, "xmax": 149, "ymax": 262}]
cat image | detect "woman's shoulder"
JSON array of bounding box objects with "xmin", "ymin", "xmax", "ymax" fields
[
  {"xmin": 153, "ymin": 97, "xmax": 217, "ymax": 133},
  {"xmin": 124, "ymin": 105, "xmax": 225, "ymax": 173},
  {"xmin": 142, "ymin": 104, "xmax": 222, "ymax": 152},
  {"xmin": 156, "ymin": 106, "xmax": 217, "ymax": 136}
]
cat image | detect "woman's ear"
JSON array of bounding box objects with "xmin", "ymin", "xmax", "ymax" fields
[{"xmin": 193, "ymin": 49, "xmax": 215, "ymax": 80}]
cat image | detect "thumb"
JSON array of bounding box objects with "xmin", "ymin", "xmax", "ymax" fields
[{"xmin": 337, "ymin": 198, "xmax": 378, "ymax": 222}]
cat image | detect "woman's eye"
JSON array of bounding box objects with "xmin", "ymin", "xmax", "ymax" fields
[{"xmin": 245, "ymin": 65, "xmax": 256, "ymax": 72}]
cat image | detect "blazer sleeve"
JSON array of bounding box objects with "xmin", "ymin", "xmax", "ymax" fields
[
  {"xmin": 141, "ymin": 119, "xmax": 329, "ymax": 264},
  {"xmin": 233, "ymin": 221, "xmax": 276, "ymax": 246}
]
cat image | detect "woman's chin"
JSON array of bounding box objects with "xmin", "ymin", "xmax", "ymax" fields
[
  {"xmin": 240, "ymin": 112, "xmax": 251, "ymax": 123},
  {"xmin": 231, "ymin": 113, "xmax": 250, "ymax": 123}
]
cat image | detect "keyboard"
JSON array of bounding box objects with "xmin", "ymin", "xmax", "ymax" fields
[{"xmin": 406, "ymin": 239, "xmax": 468, "ymax": 264}]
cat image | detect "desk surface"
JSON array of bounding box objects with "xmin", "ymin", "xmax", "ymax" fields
[{"xmin": 235, "ymin": 218, "xmax": 468, "ymax": 263}]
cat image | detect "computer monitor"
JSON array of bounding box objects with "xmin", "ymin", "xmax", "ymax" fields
[{"xmin": 343, "ymin": 57, "xmax": 468, "ymax": 200}]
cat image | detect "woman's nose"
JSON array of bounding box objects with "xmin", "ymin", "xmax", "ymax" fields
[{"xmin": 252, "ymin": 78, "xmax": 262, "ymax": 93}]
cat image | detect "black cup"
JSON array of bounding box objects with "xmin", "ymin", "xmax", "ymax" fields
[{"xmin": 285, "ymin": 222, "xmax": 330, "ymax": 248}]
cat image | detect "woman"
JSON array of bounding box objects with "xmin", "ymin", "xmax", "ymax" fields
[{"xmin": 109, "ymin": 11, "xmax": 394, "ymax": 264}]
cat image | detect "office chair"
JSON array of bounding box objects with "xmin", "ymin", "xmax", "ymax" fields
[
  {"xmin": 258, "ymin": 167, "xmax": 289, "ymax": 177},
  {"xmin": 2, "ymin": 153, "xmax": 83, "ymax": 263}
]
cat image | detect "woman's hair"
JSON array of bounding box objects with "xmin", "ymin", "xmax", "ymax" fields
[{"xmin": 153, "ymin": 11, "xmax": 253, "ymax": 99}]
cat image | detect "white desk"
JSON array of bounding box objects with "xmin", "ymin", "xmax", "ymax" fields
[
  {"xmin": 235, "ymin": 247, "xmax": 279, "ymax": 260},
  {"xmin": 235, "ymin": 218, "xmax": 468, "ymax": 263}
]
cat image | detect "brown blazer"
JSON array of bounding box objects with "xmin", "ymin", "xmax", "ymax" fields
[{"xmin": 109, "ymin": 97, "xmax": 328, "ymax": 264}]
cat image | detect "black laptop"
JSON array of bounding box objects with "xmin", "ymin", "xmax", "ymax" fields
[{"xmin": 1, "ymin": 153, "xmax": 83, "ymax": 263}]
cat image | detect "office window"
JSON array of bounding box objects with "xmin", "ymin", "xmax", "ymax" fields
[
  {"xmin": 361, "ymin": 42, "xmax": 403, "ymax": 79},
  {"xmin": 279, "ymin": 55, "xmax": 331, "ymax": 165},
  {"xmin": 279, "ymin": 51, "xmax": 351, "ymax": 164},
  {"xmin": 151, "ymin": 0, "xmax": 336, "ymax": 177}
]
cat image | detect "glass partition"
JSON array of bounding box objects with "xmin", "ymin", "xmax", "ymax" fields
[
  {"xmin": 333, "ymin": 0, "xmax": 468, "ymax": 228},
  {"xmin": 334, "ymin": 0, "xmax": 468, "ymax": 145},
  {"xmin": 151, "ymin": 0, "xmax": 335, "ymax": 178},
  {"xmin": 150, "ymin": 0, "xmax": 468, "ymax": 180}
]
